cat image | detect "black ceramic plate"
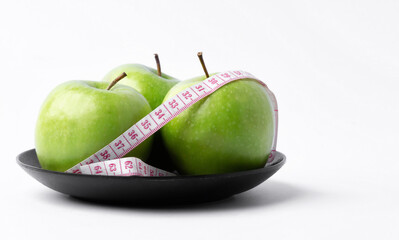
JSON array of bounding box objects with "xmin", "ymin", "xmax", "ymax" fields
[{"xmin": 17, "ymin": 149, "xmax": 286, "ymax": 205}]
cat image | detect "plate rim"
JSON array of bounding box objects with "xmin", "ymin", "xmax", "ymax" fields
[{"xmin": 17, "ymin": 148, "xmax": 286, "ymax": 180}]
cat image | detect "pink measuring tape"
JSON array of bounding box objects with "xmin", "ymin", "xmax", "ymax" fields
[{"xmin": 66, "ymin": 71, "xmax": 278, "ymax": 176}]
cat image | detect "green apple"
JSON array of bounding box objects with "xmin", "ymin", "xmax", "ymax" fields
[
  {"xmin": 35, "ymin": 80, "xmax": 153, "ymax": 172},
  {"xmin": 103, "ymin": 61, "xmax": 180, "ymax": 171},
  {"xmin": 161, "ymin": 75, "xmax": 275, "ymax": 175},
  {"xmin": 102, "ymin": 64, "xmax": 179, "ymax": 109}
]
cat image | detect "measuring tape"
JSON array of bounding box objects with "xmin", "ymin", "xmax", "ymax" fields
[{"xmin": 66, "ymin": 70, "xmax": 278, "ymax": 176}]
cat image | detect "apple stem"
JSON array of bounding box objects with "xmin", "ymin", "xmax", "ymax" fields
[
  {"xmin": 154, "ymin": 53, "xmax": 162, "ymax": 76},
  {"xmin": 197, "ymin": 52, "xmax": 209, "ymax": 78},
  {"xmin": 106, "ymin": 72, "xmax": 127, "ymax": 90}
]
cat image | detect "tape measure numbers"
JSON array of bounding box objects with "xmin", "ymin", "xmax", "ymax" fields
[{"xmin": 66, "ymin": 71, "xmax": 278, "ymax": 176}]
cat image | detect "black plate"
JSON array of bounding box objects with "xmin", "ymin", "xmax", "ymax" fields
[{"xmin": 17, "ymin": 149, "xmax": 286, "ymax": 205}]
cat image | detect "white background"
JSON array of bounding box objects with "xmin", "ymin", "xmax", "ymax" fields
[{"xmin": 1, "ymin": 0, "xmax": 398, "ymax": 239}]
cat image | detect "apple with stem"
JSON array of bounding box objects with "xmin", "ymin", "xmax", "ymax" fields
[
  {"xmin": 102, "ymin": 54, "xmax": 179, "ymax": 110},
  {"xmin": 35, "ymin": 73, "xmax": 153, "ymax": 172},
  {"xmin": 161, "ymin": 53, "xmax": 275, "ymax": 175},
  {"xmin": 102, "ymin": 55, "xmax": 180, "ymax": 171}
]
